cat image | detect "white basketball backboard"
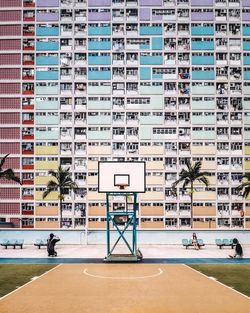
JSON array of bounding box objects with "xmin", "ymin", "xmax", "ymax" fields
[{"xmin": 98, "ymin": 161, "xmax": 146, "ymax": 193}]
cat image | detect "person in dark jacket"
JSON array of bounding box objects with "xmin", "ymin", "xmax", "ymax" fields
[
  {"xmin": 47, "ymin": 233, "xmax": 60, "ymax": 257},
  {"xmin": 229, "ymin": 238, "xmax": 243, "ymax": 258}
]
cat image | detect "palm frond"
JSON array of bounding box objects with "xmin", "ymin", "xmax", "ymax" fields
[
  {"xmin": 0, "ymin": 168, "xmax": 21, "ymax": 184},
  {"xmin": 42, "ymin": 180, "xmax": 58, "ymax": 199},
  {"xmin": 0, "ymin": 154, "xmax": 9, "ymax": 170},
  {"xmin": 197, "ymin": 176, "xmax": 210, "ymax": 187}
]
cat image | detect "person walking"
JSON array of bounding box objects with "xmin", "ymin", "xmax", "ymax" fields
[
  {"xmin": 192, "ymin": 232, "xmax": 199, "ymax": 250},
  {"xmin": 47, "ymin": 233, "xmax": 60, "ymax": 257}
]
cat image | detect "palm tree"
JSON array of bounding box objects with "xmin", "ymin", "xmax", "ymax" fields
[
  {"xmin": 172, "ymin": 159, "xmax": 210, "ymax": 228},
  {"xmin": 237, "ymin": 173, "xmax": 250, "ymax": 199},
  {"xmin": 43, "ymin": 166, "xmax": 78, "ymax": 228},
  {"xmin": 0, "ymin": 154, "xmax": 21, "ymax": 184}
]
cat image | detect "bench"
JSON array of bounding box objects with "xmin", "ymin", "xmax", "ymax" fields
[
  {"xmin": 34, "ymin": 239, "xmax": 47, "ymax": 249},
  {"xmin": 215, "ymin": 239, "xmax": 236, "ymax": 249},
  {"xmin": 1, "ymin": 239, "xmax": 24, "ymax": 249},
  {"xmin": 182, "ymin": 238, "xmax": 205, "ymax": 249}
]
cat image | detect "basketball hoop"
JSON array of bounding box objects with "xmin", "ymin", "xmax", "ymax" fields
[{"xmin": 115, "ymin": 184, "xmax": 129, "ymax": 190}]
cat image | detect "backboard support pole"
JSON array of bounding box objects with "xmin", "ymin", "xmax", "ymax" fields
[{"xmin": 104, "ymin": 192, "xmax": 142, "ymax": 263}]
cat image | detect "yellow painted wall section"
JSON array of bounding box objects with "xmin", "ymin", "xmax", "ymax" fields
[
  {"xmin": 88, "ymin": 146, "xmax": 111, "ymax": 155},
  {"xmin": 35, "ymin": 146, "xmax": 58, "ymax": 155},
  {"xmin": 146, "ymin": 161, "xmax": 164, "ymax": 170},
  {"xmin": 193, "ymin": 191, "xmax": 217, "ymax": 200},
  {"xmin": 88, "ymin": 221, "xmax": 106, "ymax": 229},
  {"xmin": 245, "ymin": 207, "xmax": 250, "ymax": 215},
  {"xmin": 88, "ymin": 207, "xmax": 106, "ymax": 216},
  {"xmin": 87, "ymin": 192, "xmax": 106, "ymax": 201},
  {"xmin": 146, "ymin": 176, "xmax": 165, "ymax": 185},
  {"xmin": 35, "ymin": 206, "xmax": 59, "ymax": 216},
  {"xmin": 191, "ymin": 146, "xmax": 216, "ymax": 155},
  {"xmin": 193, "ymin": 206, "xmax": 216, "ymax": 216},
  {"xmin": 88, "ymin": 161, "xmax": 98, "ymax": 170},
  {"xmin": 35, "ymin": 191, "xmax": 59, "ymax": 201},
  {"xmin": 88, "ymin": 176, "xmax": 98, "ymax": 185},
  {"xmin": 141, "ymin": 221, "xmax": 165, "ymax": 229},
  {"xmin": 35, "ymin": 161, "xmax": 58, "ymax": 170},
  {"xmin": 244, "ymin": 146, "xmax": 250, "ymax": 155},
  {"xmin": 193, "ymin": 221, "xmax": 216, "ymax": 228},
  {"xmin": 35, "ymin": 221, "xmax": 59, "ymax": 228},
  {"xmin": 201, "ymin": 161, "xmax": 216, "ymax": 170},
  {"xmin": 139, "ymin": 146, "xmax": 164, "ymax": 155},
  {"xmin": 35, "ymin": 176, "xmax": 57, "ymax": 185},
  {"xmin": 140, "ymin": 192, "xmax": 165, "ymax": 201},
  {"xmin": 245, "ymin": 221, "xmax": 250, "ymax": 228},
  {"xmin": 141, "ymin": 206, "xmax": 164, "ymax": 216},
  {"xmin": 244, "ymin": 161, "xmax": 250, "ymax": 170}
]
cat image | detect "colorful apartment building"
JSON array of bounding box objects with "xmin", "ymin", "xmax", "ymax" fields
[{"xmin": 0, "ymin": 0, "xmax": 250, "ymax": 230}]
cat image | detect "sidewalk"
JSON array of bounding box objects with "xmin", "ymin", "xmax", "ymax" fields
[{"xmin": 0, "ymin": 244, "xmax": 249, "ymax": 259}]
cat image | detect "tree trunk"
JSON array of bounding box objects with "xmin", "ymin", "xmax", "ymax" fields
[
  {"xmin": 190, "ymin": 182, "xmax": 193, "ymax": 228},
  {"xmin": 60, "ymin": 198, "xmax": 62, "ymax": 229}
]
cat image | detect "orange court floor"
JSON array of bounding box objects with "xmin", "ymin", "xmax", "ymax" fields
[{"xmin": 0, "ymin": 263, "xmax": 249, "ymax": 313}]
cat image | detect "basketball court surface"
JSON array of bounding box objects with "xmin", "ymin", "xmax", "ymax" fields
[{"xmin": 0, "ymin": 264, "xmax": 249, "ymax": 313}]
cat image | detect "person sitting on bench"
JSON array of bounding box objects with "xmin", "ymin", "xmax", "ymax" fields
[{"xmin": 229, "ymin": 238, "xmax": 243, "ymax": 259}]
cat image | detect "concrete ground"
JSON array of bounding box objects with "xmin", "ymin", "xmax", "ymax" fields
[
  {"xmin": 0, "ymin": 264, "xmax": 249, "ymax": 313},
  {"xmin": 0, "ymin": 244, "xmax": 250, "ymax": 259}
]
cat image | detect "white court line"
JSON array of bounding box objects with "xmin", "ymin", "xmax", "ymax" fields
[
  {"xmin": 0, "ymin": 264, "xmax": 62, "ymax": 301},
  {"xmin": 83, "ymin": 267, "xmax": 163, "ymax": 280},
  {"xmin": 185, "ymin": 264, "xmax": 250, "ymax": 300}
]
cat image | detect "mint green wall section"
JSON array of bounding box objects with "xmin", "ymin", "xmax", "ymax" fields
[
  {"xmin": 140, "ymin": 116, "xmax": 164, "ymax": 125},
  {"xmin": 243, "ymin": 100, "xmax": 250, "ymax": 110},
  {"xmin": 192, "ymin": 55, "xmax": 214, "ymax": 65},
  {"xmin": 88, "ymin": 25, "xmax": 111, "ymax": 36},
  {"xmin": 36, "ymin": 27, "xmax": 59, "ymax": 36},
  {"xmin": 36, "ymin": 130, "xmax": 59, "ymax": 140},
  {"xmin": 150, "ymin": 96, "xmax": 164, "ymax": 109},
  {"xmin": 245, "ymin": 131, "xmax": 250, "ymax": 140},
  {"xmin": 192, "ymin": 85, "xmax": 215, "ymax": 95},
  {"xmin": 140, "ymin": 26, "xmax": 162, "ymax": 35},
  {"xmin": 140, "ymin": 67, "xmax": 151, "ymax": 80},
  {"xmin": 192, "ymin": 130, "xmax": 216, "ymax": 140},
  {"xmin": 191, "ymin": 115, "xmax": 216, "ymax": 124},
  {"xmin": 191, "ymin": 26, "xmax": 214, "ymax": 36},
  {"xmin": 36, "ymin": 70, "xmax": 59, "ymax": 80},
  {"xmin": 88, "ymin": 85, "xmax": 111, "ymax": 94},
  {"xmin": 36, "ymin": 85, "xmax": 59, "ymax": 95},
  {"xmin": 139, "ymin": 85, "xmax": 164, "ymax": 95},
  {"xmin": 191, "ymin": 100, "xmax": 216, "ymax": 110},
  {"xmin": 139, "ymin": 127, "xmax": 152, "ymax": 140},
  {"xmin": 244, "ymin": 115, "xmax": 250, "ymax": 124},
  {"xmin": 88, "ymin": 55, "xmax": 111, "ymax": 65},
  {"xmin": 152, "ymin": 37, "xmax": 163, "ymax": 50},
  {"xmin": 88, "ymin": 115, "xmax": 112, "ymax": 125},
  {"xmin": 36, "ymin": 56, "xmax": 59, "ymax": 65},
  {"xmin": 35, "ymin": 99, "xmax": 59, "ymax": 110},
  {"xmin": 88, "ymin": 69, "xmax": 111, "ymax": 80},
  {"xmin": 88, "ymin": 100, "xmax": 112, "ymax": 110},
  {"xmin": 243, "ymin": 86, "xmax": 250, "ymax": 94},
  {"xmin": 192, "ymin": 71, "xmax": 215, "ymax": 80},
  {"xmin": 87, "ymin": 130, "xmax": 111, "ymax": 140},
  {"xmin": 35, "ymin": 115, "xmax": 60, "ymax": 125}
]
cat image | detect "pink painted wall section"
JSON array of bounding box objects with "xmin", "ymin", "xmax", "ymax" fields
[
  {"xmin": 1, "ymin": 157, "xmax": 20, "ymax": 169},
  {"xmin": 0, "ymin": 40, "xmax": 21, "ymax": 50},
  {"xmin": 0, "ymin": 11, "xmax": 22, "ymax": 21},
  {"xmin": 0, "ymin": 54, "xmax": 21, "ymax": 65},
  {"xmin": 0, "ymin": 98, "xmax": 20, "ymax": 110},
  {"xmin": 0, "ymin": 83, "xmax": 20, "ymax": 94},
  {"xmin": 0, "ymin": 0, "xmax": 22, "ymax": 7},
  {"xmin": 0, "ymin": 113, "xmax": 20, "ymax": 124},
  {"xmin": 0, "ymin": 143, "xmax": 20, "ymax": 154},
  {"xmin": 0, "ymin": 25, "xmax": 21, "ymax": 36},
  {"xmin": 0, "ymin": 68, "xmax": 21, "ymax": 80},
  {"xmin": 0, "ymin": 203, "xmax": 20, "ymax": 215},
  {"xmin": 0, "ymin": 128, "xmax": 20, "ymax": 140},
  {"xmin": 0, "ymin": 188, "xmax": 20, "ymax": 199}
]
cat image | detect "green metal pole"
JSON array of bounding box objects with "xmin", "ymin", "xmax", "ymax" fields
[
  {"xmin": 106, "ymin": 193, "xmax": 110, "ymax": 256},
  {"xmin": 133, "ymin": 193, "xmax": 137, "ymax": 255}
]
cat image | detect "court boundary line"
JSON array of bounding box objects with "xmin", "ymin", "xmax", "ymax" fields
[
  {"xmin": 83, "ymin": 267, "xmax": 163, "ymax": 279},
  {"xmin": 185, "ymin": 264, "xmax": 250, "ymax": 300},
  {"xmin": 0, "ymin": 264, "xmax": 62, "ymax": 301}
]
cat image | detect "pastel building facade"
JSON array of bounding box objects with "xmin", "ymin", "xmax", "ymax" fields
[{"xmin": 0, "ymin": 0, "xmax": 250, "ymax": 230}]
